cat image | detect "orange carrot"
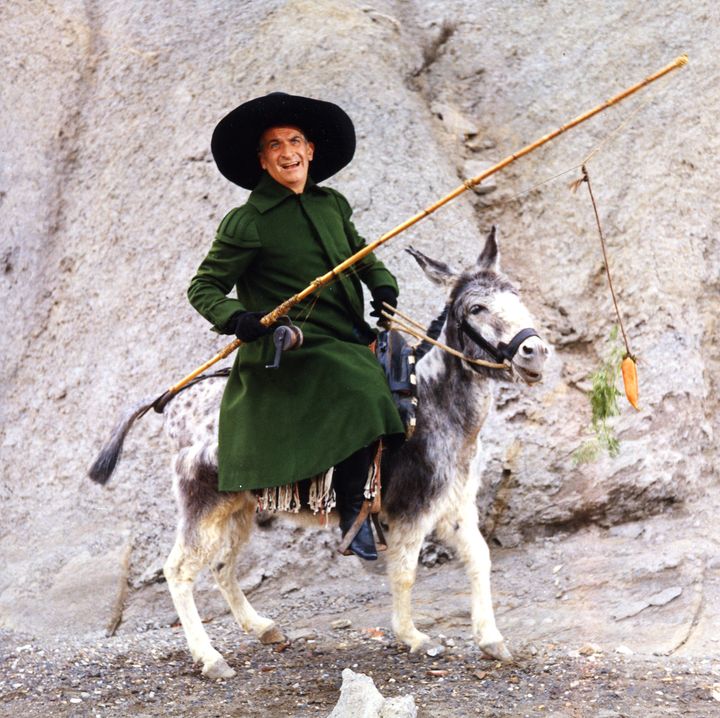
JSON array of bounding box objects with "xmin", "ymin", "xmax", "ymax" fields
[{"xmin": 621, "ymin": 355, "xmax": 639, "ymax": 410}]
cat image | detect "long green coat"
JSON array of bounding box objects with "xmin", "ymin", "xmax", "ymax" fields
[{"xmin": 188, "ymin": 172, "xmax": 404, "ymax": 491}]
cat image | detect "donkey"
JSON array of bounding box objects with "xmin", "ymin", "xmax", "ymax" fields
[{"xmin": 89, "ymin": 228, "xmax": 549, "ymax": 679}]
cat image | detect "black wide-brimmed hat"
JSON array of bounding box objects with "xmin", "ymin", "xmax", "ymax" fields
[{"xmin": 211, "ymin": 92, "xmax": 356, "ymax": 189}]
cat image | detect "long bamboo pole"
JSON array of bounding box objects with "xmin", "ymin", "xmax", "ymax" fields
[{"xmin": 153, "ymin": 54, "xmax": 687, "ymax": 411}]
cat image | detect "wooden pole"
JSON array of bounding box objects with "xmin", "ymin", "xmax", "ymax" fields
[{"xmin": 154, "ymin": 55, "xmax": 687, "ymax": 409}]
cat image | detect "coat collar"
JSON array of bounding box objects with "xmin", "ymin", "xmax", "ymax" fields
[{"xmin": 247, "ymin": 171, "xmax": 330, "ymax": 214}]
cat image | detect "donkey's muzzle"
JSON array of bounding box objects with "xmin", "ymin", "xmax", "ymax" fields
[{"xmin": 511, "ymin": 335, "xmax": 549, "ymax": 383}]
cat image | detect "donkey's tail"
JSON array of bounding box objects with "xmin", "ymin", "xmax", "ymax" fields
[{"xmin": 88, "ymin": 397, "xmax": 156, "ymax": 485}]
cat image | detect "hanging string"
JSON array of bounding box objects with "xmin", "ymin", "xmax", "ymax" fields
[{"xmin": 577, "ymin": 164, "xmax": 632, "ymax": 356}]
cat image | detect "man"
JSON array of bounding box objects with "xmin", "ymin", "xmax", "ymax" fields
[{"xmin": 188, "ymin": 92, "xmax": 405, "ymax": 560}]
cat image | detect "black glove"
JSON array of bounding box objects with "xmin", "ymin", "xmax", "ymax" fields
[
  {"xmin": 227, "ymin": 311, "xmax": 273, "ymax": 343},
  {"xmin": 370, "ymin": 286, "xmax": 398, "ymax": 326}
]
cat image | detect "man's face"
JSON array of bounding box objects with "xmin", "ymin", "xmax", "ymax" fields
[{"xmin": 258, "ymin": 125, "xmax": 314, "ymax": 193}]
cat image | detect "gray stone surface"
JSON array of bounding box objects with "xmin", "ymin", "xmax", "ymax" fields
[
  {"xmin": 0, "ymin": 0, "xmax": 717, "ymax": 688},
  {"xmin": 612, "ymin": 585, "xmax": 683, "ymax": 621},
  {"xmin": 0, "ymin": 523, "xmax": 132, "ymax": 636},
  {"xmin": 325, "ymin": 668, "xmax": 418, "ymax": 718},
  {"xmin": 327, "ymin": 668, "xmax": 385, "ymax": 718},
  {"xmin": 380, "ymin": 694, "xmax": 418, "ymax": 718}
]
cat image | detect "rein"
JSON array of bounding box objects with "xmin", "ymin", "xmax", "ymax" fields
[{"xmin": 381, "ymin": 304, "xmax": 510, "ymax": 371}]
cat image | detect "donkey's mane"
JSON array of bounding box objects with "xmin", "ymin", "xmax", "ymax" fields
[{"xmin": 414, "ymin": 305, "xmax": 449, "ymax": 360}]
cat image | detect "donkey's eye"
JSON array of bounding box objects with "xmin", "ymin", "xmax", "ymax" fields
[{"xmin": 469, "ymin": 304, "xmax": 486, "ymax": 315}]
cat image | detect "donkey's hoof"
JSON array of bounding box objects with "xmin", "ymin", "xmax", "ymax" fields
[
  {"xmin": 259, "ymin": 625, "xmax": 286, "ymax": 645},
  {"xmin": 480, "ymin": 640, "xmax": 513, "ymax": 662},
  {"xmin": 202, "ymin": 656, "xmax": 236, "ymax": 680},
  {"xmin": 407, "ymin": 631, "xmax": 431, "ymax": 653}
]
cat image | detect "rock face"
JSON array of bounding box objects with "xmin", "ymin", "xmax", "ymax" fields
[
  {"xmin": 1, "ymin": 0, "xmax": 717, "ymax": 638},
  {"xmin": 327, "ymin": 669, "xmax": 417, "ymax": 718},
  {"xmin": 327, "ymin": 669, "xmax": 385, "ymax": 718}
]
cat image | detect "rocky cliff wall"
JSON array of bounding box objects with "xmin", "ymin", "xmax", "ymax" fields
[{"xmin": 0, "ymin": 0, "xmax": 717, "ymax": 636}]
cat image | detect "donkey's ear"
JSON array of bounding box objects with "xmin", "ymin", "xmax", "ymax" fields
[
  {"xmin": 406, "ymin": 246, "xmax": 457, "ymax": 286},
  {"xmin": 477, "ymin": 226, "xmax": 500, "ymax": 271}
]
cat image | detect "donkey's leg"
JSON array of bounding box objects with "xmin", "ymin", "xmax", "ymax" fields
[
  {"xmin": 436, "ymin": 504, "xmax": 512, "ymax": 661},
  {"xmin": 386, "ymin": 516, "xmax": 435, "ymax": 652},
  {"xmin": 165, "ymin": 445, "xmax": 241, "ymax": 679},
  {"xmin": 209, "ymin": 502, "xmax": 285, "ymax": 645},
  {"xmin": 163, "ymin": 535, "xmax": 236, "ymax": 679}
]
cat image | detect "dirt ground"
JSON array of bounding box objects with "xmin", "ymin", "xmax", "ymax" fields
[
  {"xmin": 0, "ymin": 624, "xmax": 716, "ymax": 718},
  {"xmin": 2, "ymin": 502, "xmax": 719, "ymax": 718}
]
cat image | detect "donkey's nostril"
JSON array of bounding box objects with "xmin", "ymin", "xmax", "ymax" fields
[{"xmin": 522, "ymin": 345, "xmax": 534, "ymax": 356}]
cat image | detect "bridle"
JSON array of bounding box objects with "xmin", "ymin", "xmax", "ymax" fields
[
  {"xmin": 460, "ymin": 320, "xmax": 540, "ymax": 365},
  {"xmin": 380, "ymin": 303, "xmax": 541, "ymax": 372}
]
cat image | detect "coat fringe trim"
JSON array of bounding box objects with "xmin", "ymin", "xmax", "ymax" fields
[
  {"xmin": 253, "ymin": 443, "xmax": 382, "ymax": 515},
  {"xmin": 254, "ymin": 469, "xmax": 337, "ymax": 515},
  {"xmin": 309, "ymin": 468, "xmax": 337, "ymax": 514}
]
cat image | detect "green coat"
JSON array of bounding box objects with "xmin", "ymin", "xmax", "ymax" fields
[{"xmin": 188, "ymin": 172, "xmax": 405, "ymax": 491}]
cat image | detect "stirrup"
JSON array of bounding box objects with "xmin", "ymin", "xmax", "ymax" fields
[{"xmin": 337, "ymin": 500, "xmax": 386, "ymax": 556}]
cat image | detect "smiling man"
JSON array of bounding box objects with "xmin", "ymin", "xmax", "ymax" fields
[
  {"xmin": 187, "ymin": 93, "xmax": 404, "ymax": 560},
  {"xmin": 259, "ymin": 126, "xmax": 314, "ymax": 193}
]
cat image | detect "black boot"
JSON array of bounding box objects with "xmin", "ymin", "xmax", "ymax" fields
[
  {"xmin": 334, "ymin": 446, "xmax": 378, "ymax": 561},
  {"xmin": 338, "ymin": 502, "xmax": 377, "ymax": 561}
]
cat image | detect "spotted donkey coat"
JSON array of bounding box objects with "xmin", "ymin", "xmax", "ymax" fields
[{"xmin": 90, "ymin": 228, "xmax": 549, "ymax": 679}]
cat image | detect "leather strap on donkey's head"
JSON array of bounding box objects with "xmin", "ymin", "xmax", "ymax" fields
[{"xmin": 459, "ymin": 322, "xmax": 540, "ymax": 365}]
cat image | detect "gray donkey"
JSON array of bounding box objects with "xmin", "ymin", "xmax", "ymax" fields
[{"xmin": 90, "ymin": 228, "xmax": 549, "ymax": 679}]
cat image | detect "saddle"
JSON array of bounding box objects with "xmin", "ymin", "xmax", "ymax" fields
[{"xmin": 374, "ymin": 329, "xmax": 418, "ymax": 438}]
